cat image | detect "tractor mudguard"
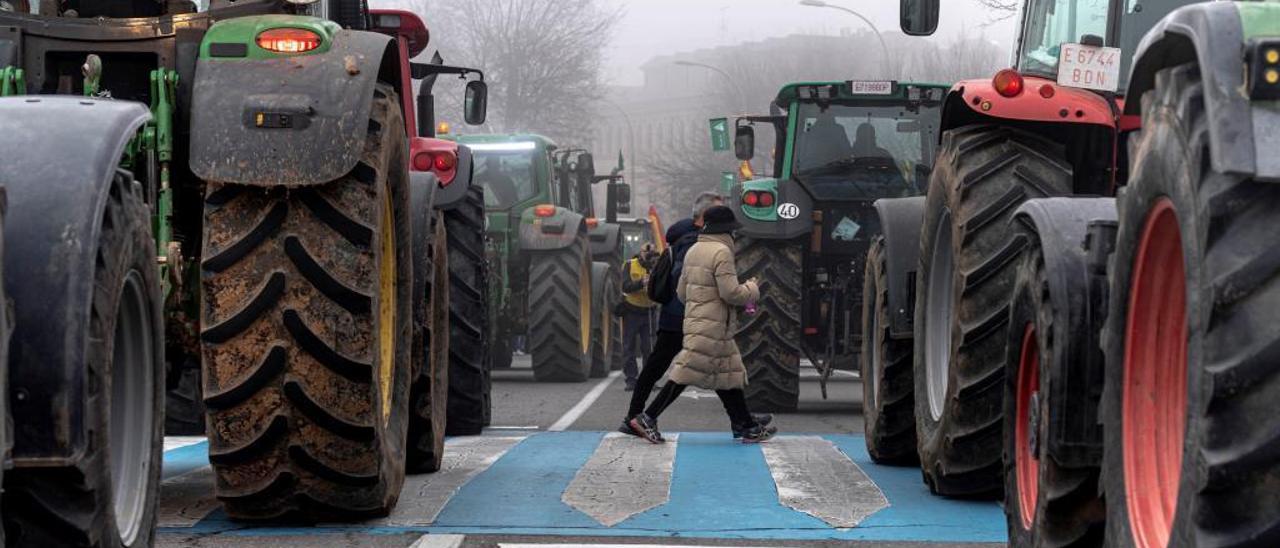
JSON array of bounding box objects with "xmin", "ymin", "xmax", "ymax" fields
[
  {"xmin": 735, "ymin": 177, "xmax": 815, "ymax": 240},
  {"xmin": 433, "ymin": 144, "xmax": 474, "ymax": 210},
  {"xmin": 1125, "ymin": 2, "xmax": 1280, "ymax": 182},
  {"xmin": 872, "ymin": 196, "xmax": 926, "ymax": 338},
  {"xmin": 588, "ymin": 222, "xmax": 621, "ymax": 262},
  {"xmin": 1011, "ymin": 196, "xmax": 1117, "ymax": 468},
  {"xmin": 0, "ymin": 97, "xmax": 152, "ymax": 465},
  {"xmin": 519, "ymin": 206, "xmax": 586, "ymax": 252},
  {"xmin": 189, "ymin": 25, "xmax": 399, "ymax": 187},
  {"xmin": 939, "ymin": 76, "xmax": 1115, "ymax": 134}
]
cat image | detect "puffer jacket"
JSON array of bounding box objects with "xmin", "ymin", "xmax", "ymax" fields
[{"xmin": 668, "ymin": 233, "xmax": 760, "ymax": 390}]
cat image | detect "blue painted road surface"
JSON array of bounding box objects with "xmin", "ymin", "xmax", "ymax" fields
[{"xmin": 158, "ymin": 432, "xmax": 1005, "ymax": 543}]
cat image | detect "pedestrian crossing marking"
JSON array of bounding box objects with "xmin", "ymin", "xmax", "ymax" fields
[
  {"xmin": 563, "ymin": 432, "xmax": 678, "ymax": 526},
  {"xmin": 760, "ymin": 436, "xmax": 888, "ymax": 528},
  {"xmin": 377, "ymin": 436, "xmax": 527, "ymax": 526}
]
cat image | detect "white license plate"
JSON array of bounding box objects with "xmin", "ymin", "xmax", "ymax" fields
[{"xmin": 1057, "ymin": 43, "xmax": 1122, "ymax": 92}]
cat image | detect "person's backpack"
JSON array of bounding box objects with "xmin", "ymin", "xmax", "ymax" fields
[{"xmin": 646, "ymin": 248, "xmax": 676, "ymax": 304}]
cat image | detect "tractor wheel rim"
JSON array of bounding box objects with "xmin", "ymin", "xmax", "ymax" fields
[
  {"xmin": 111, "ymin": 270, "xmax": 154, "ymax": 545},
  {"xmin": 1015, "ymin": 323, "xmax": 1040, "ymax": 530},
  {"xmin": 869, "ymin": 289, "xmax": 881, "ymax": 409},
  {"xmin": 377, "ymin": 190, "xmax": 396, "ymax": 427},
  {"xmin": 1122, "ymin": 198, "xmax": 1187, "ymax": 548},
  {"xmin": 925, "ymin": 208, "xmax": 955, "ymax": 421},
  {"xmin": 579, "ymin": 257, "xmax": 591, "ymax": 355}
]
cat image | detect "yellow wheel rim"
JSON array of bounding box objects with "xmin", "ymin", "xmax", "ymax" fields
[
  {"xmin": 601, "ymin": 294, "xmax": 611, "ymax": 357},
  {"xmin": 579, "ymin": 258, "xmax": 590, "ymax": 355},
  {"xmin": 377, "ymin": 190, "xmax": 395, "ymax": 426}
]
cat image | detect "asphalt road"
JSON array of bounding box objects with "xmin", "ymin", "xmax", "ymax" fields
[{"xmin": 156, "ymin": 354, "xmax": 1007, "ymax": 548}]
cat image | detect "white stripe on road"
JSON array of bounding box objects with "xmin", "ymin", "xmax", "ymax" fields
[
  {"xmin": 157, "ymin": 466, "xmax": 220, "ymax": 527},
  {"xmin": 760, "ymin": 435, "xmax": 888, "ymax": 528},
  {"xmin": 162, "ymin": 436, "xmax": 206, "ymax": 453},
  {"xmin": 501, "ymin": 545, "xmax": 762, "ymax": 548},
  {"xmin": 548, "ymin": 371, "xmax": 621, "ymax": 431},
  {"xmin": 410, "ymin": 533, "xmax": 465, "ymax": 548},
  {"xmin": 562, "ymin": 432, "xmax": 678, "ymax": 527},
  {"xmin": 375, "ymin": 436, "xmax": 526, "ymax": 526}
]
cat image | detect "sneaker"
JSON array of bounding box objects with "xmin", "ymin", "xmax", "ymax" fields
[
  {"xmin": 628, "ymin": 413, "xmax": 664, "ymax": 444},
  {"xmin": 740, "ymin": 424, "xmax": 778, "ymax": 444},
  {"xmin": 618, "ymin": 419, "xmax": 639, "ymax": 437},
  {"xmin": 732, "ymin": 413, "xmax": 774, "ymax": 439},
  {"xmin": 624, "ymin": 383, "xmax": 636, "ymax": 392}
]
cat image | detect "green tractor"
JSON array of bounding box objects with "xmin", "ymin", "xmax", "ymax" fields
[
  {"xmin": 722, "ymin": 81, "xmax": 946, "ymax": 411},
  {"xmin": 0, "ymin": 0, "xmax": 486, "ymax": 538},
  {"xmin": 457, "ymin": 135, "xmax": 628, "ymax": 382}
]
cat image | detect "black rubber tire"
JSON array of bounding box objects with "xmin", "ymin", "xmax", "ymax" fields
[
  {"xmin": 165, "ymin": 358, "xmax": 206, "ymax": 435},
  {"xmin": 527, "ymin": 236, "xmax": 593, "ymax": 383},
  {"xmin": 3, "ymin": 172, "xmax": 164, "ymax": 547},
  {"xmin": 735, "ymin": 237, "xmax": 802, "ymax": 412},
  {"xmin": 490, "ymin": 326, "xmax": 513, "ymax": 370},
  {"xmin": 406, "ymin": 213, "xmax": 450, "ymax": 472},
  {"xmin": 1101, "ymin": 63, "xmax": 1280, "ymax": 548},
  {"xmin": 0, "ymin": 187, "xmax": 8, "ymax": 548},
  {"xmin": 861, "ymin": 236, "xmax": 918, "ymax": 464},
  {"xmin": 1003, "ymin": 240, "xmax": 1103, "ymax": 547},
  {"xmin": 589, "ymin": 262, "xmax": 618, "ymax": 379},
  {"xmin": 444, "ymin": 184, "xmax": 490, "ymax": 436},
  {"xmin": 913, "ymin": 125, "xmax": 1072, "ymax": 497},
  {"xmin": 199, "ymin": 84, "xmax": 412, "ymax": 521}
]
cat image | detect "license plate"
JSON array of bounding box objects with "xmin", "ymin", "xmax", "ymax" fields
[
  {"xmin": 1057, "ymin": 43, "xmax": 1121, "ymax": 92},
  {"xmin": 848, "ymin": 81, "xmax": 894, "ymax": 95}
]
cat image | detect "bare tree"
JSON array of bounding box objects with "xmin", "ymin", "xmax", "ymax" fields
[{"xmin": 977, "ymin": 0, "xmax": 1021, "ymax": 23}]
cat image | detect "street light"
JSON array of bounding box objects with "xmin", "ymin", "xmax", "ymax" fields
[
  {"xmin": 673, "ymin": 60, "xmax": 748, "ymax": 111},
  {"xmin": 799, "ymin": 0, "xmax": 892, "ymax": 77}
]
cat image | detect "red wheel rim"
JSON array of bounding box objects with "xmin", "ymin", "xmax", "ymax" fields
[
  {"xmin": 1015, "ymin": 323, "xmax": 1040, "ymax": 530},
  {"xmin": 1122, "ymin": 198, "xmax": 1187, "ymax": 548}
]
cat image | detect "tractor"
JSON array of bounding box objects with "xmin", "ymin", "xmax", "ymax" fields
[
  {"xmin": 0, "ymin": 0, "xmax": 486, "ymax": 540},
  {"xmin": 457, "ymin": 134, "xmax": 628, "ymax": 382},
  {"xmin": 723, "ymin": 81, "xmax": 947, "ymax": 412},
  {"xmin": 867, "ymin": 0, "xmax": 1280, "ymax": 546}
]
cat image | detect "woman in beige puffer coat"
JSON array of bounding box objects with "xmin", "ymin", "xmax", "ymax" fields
[{"xmin": 626, "ymin": 206, "xmax": 778, "ymax": 444}]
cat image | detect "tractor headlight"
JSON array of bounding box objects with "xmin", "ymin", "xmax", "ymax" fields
[{"xmin": 1247, "ymin": 39, "xmax": 1280, "ymax": 100}]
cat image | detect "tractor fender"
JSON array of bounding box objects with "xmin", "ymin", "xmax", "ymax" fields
[
  {"xmin": 1124, "ymin": 2, "xmax": 1280, "ymax": 181},
  {"xmin": 0, "ymin": 97, "xmax": 156, "ymax": 465},
  {"xmin": 735, "ymin": 177, "xmax": 816, "ymax": 240},
  {"xmin": 588, "ymin": 222, "xmax": 621, "ymax": 263},
  {"xmin": 433, "ymin": 144, "xmax": 475, "ymax": 210},
  {"xmin": 1010, "ymin": 196, "xmax": 1117, "ymax": 468},
  {"xmin": 939, "ymin": 75, "xmax": 1116, "ymax": 135},
  {"xmin": 189, "ymin": 27, "xmax": 402, "ymax": 187},
  {"xmin": 872, "ymin": 196, "xmax": 926, "ymax": 339},
  {"xmin": 519, "ymin": 206, "xmax": 586, "ymax": 252},
  {"xmin": 590, "ymin": 261, "xmax": 612, "ymax": 310},
  {"xmin": 409, "ymin": 170, "xmax": 440, "ymax": 377}
]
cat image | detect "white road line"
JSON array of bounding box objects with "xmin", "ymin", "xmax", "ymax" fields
[
  {"xmin": 760, "ymin": 435, "xmax": 889, "ymax": 528},
  {"xmin": 501, "ymin": 545, "xmax": 762, "ymax": 548},
  {"xmin": 162, "ymin": 436, "xmax": 206, "ymax": 453},
  {"xmin": 562, "ymin": 432, "xmax": 678, "ymax": 527},
  {"xmin": 410, "ymin": 533, "xmax": 465, "ymax": 548},
  {"xmin": 548, "ymin": 371, "xmax": 620, "ymax": 431},
  {"xmin": 157, "ymin": 466, "xmax": 220, "ymax": 527},
  {"xmin": 375, "ymin": 436, "xmax": 526, "ymax": 526}
]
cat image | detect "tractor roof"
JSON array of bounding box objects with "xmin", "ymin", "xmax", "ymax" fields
[
  {"xmin": 455, "ymin": 133, "xmax": 558, "ymax": 151},
  {"xmin": 774, "ymin": 81, "xmax": 950, "ymax": 108}
]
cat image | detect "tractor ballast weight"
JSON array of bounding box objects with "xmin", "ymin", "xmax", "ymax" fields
[
  {"xmin": 0, "ymin": 97, "xmax": 158, "ymax": 464},
  {"xmin": 870, "ymin": 196, "xmax": 925, "ymax": 339},
  {"xmin": 189, "ymin": 22, "xmax": 400, "ymax": 186}
]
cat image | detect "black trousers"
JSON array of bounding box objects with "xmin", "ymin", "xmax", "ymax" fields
[
  {"xmin": 645, "ymin": 382, "xmax": 755, "ymax": 428},
  {"xmin": 626, "ymin": 330, "xmax": 682, "ymax": 419}
]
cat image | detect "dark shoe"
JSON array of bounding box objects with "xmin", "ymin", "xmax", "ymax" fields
[
  {"xmin": 732, "ymin": 413, "xmax": 774, "ymax": 439},
  {"xmin": 628, "ymin": 413, "xmax": 664, "ymax": 444},
  {"xmin": 740, "ymin": 424, "xmax": 777, "ymax": 444},
  {"xmin": 618, "ymin": 419, "xmax": 639, "ymax": 437},
  {"xmin": 624, "ymin": 383, "xmax": 636, "ymax": 392}
]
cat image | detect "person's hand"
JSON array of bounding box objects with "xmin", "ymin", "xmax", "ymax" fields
[{"xmin": 746, "ymin": 277, "xmax": 758, "ymax": 286}]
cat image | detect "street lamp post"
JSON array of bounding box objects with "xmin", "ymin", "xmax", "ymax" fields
[
  {"xmin": 799, "ymin": 0, "xmax": 892, "ymax": 78},
  {"xmin": 673, "ymin": 60, "xmax": 749, "ymax": 112}
]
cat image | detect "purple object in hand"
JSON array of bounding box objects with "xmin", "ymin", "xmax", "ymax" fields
[{"xmin": 744, "ymin": 301, "xmax": 758, "ymax": 315}]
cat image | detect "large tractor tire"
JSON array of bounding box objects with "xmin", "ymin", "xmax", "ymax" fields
[
  {"xmin": 1101, "ymin": 64, "xmax": 1280, "ymax": 548},
  {"xmin": 861, "ymin": 236, "xmax": 917, "ymax": 464},
  {"xmin": 406, "ymin": 202, "xmax": 450, "ymax": 472},
  {"xmin": 490, "ymin": 325, "xmax": 513, "ymax": 370},
  {"xmin": 0, "ymin": 189, "xmax": 10, "ymax": 547},
  {"xmin": 445, "ymin": 184, "xmax": 490, "ymax": 436},
  {"xmin": 914, "ymin": 125, "xmax": 1071, "ymax": 496},
  {"xmin": 588, "ymin": 262, "xmax": 619, "ymax": 379},
  {"xmin": 165, "ymin": 358, "xmax": 206, "ymax": 435},
  {"xmin": 527, "ymin": 235, "xmax": 593, "ymax": 382},
  {"xmin": 3, "ymin": 173, "xmax": 164, "ymax": 547},
  {"xmin": 736, "ymin": 237, "xmax": 803, "ymax": 412},
  {"xmin": 199, "ymin": 84, "xmax": 412, "ymax": 520}
]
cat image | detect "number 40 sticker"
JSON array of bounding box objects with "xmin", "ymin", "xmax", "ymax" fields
[{"xmin": 777, "ymin": 203, "xmax": 801, "ymax": 219}]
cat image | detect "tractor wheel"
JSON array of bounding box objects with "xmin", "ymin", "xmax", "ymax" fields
[
  {"xmin": 445, "ymin": 184, "xmax": 490, "ymax": 436},
  {"xmin": 1004, "ymin": 238, "xmax": 1104, "ymax": 547},
  {"xmin": 0, "ymin": 188, "xmax": 10, "ymax": 548},
  {"xmin": 1102, "ymin": 63, "xmax": 1280, "ymax": 548},
  {"xmin": 4, "ymin": 173, "xmax": 164, "ymax": 547},
  {"xmin": 588, "ymin": 262, "xmax": 618, "ymax": 379},
  {"xmin": 165, "ymin": 358, "xmax": 206, "ymax": 435},
  {"xmin": 914, "ymin": 125, "xmax": 1071, "ymax": 496},
  {"xmin": 491, "ymin": 325, "xmax": 513, "ymax": 370},
  {"xmin": 527, "ymin": 236, "xmax": 593, "ymax": 382},
  {"xmin": 406, "ymin": 212, "xmax": 450, "ymax": 472},
  {"xmin": 861, "ymin": 236, "xmax": 917, "ymax": 464},
  {"xmin": 736, "ymin": 237, "xmax": 803, "ymax": 412},
  {"xmin": 199, "ymin": 84, "xmax": 412, "ymax": 520}
]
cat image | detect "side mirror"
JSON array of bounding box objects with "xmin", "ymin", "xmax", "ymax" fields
[
  {"xmin": 734, "ymin": 125, "xmax": 755, "ymax": 161},
  {"xmin": 615, "ymin": 183, "xmax": 632, "ymax": 215},
  {"xmin": 575, "ymin": 153, "xmax": 595, "ymax": 180},
  {"xmin": 464, "ymin": 80, "xmax": 487, "ymax": 125},
  {"xmin": 900, "ymin": 0, "xmax": 939, "ymax": 36}
]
